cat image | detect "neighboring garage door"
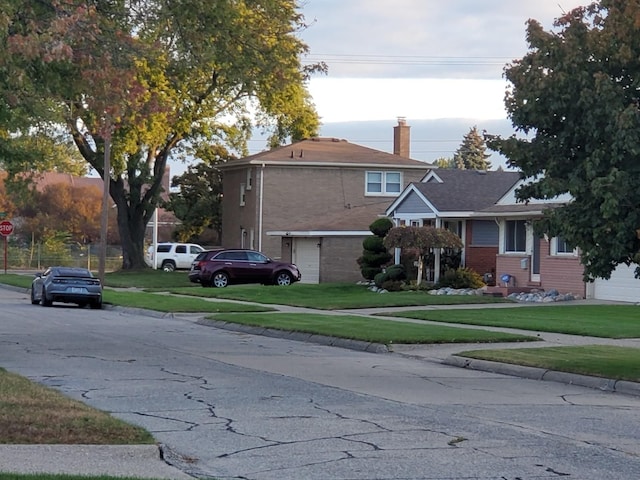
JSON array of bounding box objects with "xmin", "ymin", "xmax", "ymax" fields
[
  {"xmin": 293, "ymin": 237, "xmax": 320, "ymax": 284},
  {"xmin": 593, "ymin": 264, "xmax": 640, "ymax": 302}
]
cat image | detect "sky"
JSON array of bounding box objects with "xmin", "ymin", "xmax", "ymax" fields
[{"xmin": 243, "ymin": 0, "xmax": 587, "ymax": 167}]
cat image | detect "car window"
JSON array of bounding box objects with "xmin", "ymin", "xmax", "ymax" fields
[
  {"xmin": 175, "ymin": 245, "xmax": 187, "ymax": 254},
  {"xmin": 157, "ymin": 245, "xmax": 171, "ymax": 253},
  {"xmin": 216, "ymin": 251, "xmax": 248, "ymax": 261},
  {"xmin": 190, "ymin": 245, "xmax": 203, "ymax": 254},
  {"xmin": 247, "ymin": 251, "xmax": 268, "ymax": 262}
]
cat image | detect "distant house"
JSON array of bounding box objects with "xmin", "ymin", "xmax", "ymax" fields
[
  {"xmin": 385, "ymin": 169, "xmax": 522, "ymax": 283},
  {"xmin": 218, "ymin": 119, "xmax": 432, "ymax": 283},
  {"xmin": 1, "ymin": 168, "xmax": 180, "ymax": 244}
]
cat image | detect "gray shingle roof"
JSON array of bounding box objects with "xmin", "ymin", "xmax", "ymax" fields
[{"xmin": 413, "ymin": 170, "xmax": 522, "ymax": 212}]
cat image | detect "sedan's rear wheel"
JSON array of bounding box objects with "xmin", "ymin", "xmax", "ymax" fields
[
  {"xmin": 212, "ymin": 272, "xmax": 229, "ymax": 288},
  {"xmin": 40, "ymin": 287, "xmax": 52, "ymax": 307},
  {"xmin": 30, "ymin": 288, "xmax": 39, "ymax": 305},
  {"xmin": 275, "ymin": 271, "xmax": 293, "ymax": 286},
  {"xmin": 90, "ymin": 298, "xmax": 102, "ymax": 310}
]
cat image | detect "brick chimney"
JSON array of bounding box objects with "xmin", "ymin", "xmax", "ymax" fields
[{"xmin": 393, "ymin": 117, "xmax": 410, "ymax": 158}]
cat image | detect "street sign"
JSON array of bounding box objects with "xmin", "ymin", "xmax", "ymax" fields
[{"xmin": 0, "ymin": 220, "xmax": 13, "ymax": 236}]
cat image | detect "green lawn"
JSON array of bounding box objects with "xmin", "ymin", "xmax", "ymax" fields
[
  {"xmin": 458, "ymin": 345, "xmax": 640, "ymax": 382},
  {"xmin": 209, "ymin": 312, "xmax": 537, "ymax": 344},
  {"xmin": 170, "ymin": 282, "xmax": 512, "ymax": 309},
  {"xmin": 104, "ymin": 289, "xmax": 274, "ymax": 313},
  {"xmin": 382, "ymin": 305, "xmax": 640, "ymax": 338}
]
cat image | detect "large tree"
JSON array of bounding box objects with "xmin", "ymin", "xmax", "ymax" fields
[
  {"xmin": 0, "ymin": 0, "xmax": 323, "ymax": 269},
  {"xmin": 486, "ymin": 0, "xmax": 640, "ymax": 280},
  {"xmin": 453, "ymin": 126, "xmax": 491, "ymax": 170},
  {"xmin": 163, "ymin": 144, "xmax": 232, "ymax": 243}
]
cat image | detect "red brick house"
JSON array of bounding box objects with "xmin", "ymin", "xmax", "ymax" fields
[{"xmin": 218, "ymin": 119, "xmax": 432, "ymax": 283}]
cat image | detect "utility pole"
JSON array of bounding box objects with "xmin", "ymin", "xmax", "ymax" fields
[{"xmin": 98, "ymin": 125, "xmax": 111, "ymax": 285}]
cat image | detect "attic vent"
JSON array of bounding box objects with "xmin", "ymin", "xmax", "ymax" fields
[
  {"xmin": 476, "ymin": 170, "xmax": 487, "ymax": 175},
  {"xmin": 311, "ymin": 137, "xmax": 320, "ymax": 142},
  {"xmin": 332, "ymin": 138, "xmax": 340, "ymax": 142}
]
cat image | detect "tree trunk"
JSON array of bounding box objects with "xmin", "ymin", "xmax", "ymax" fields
[{"xmin": 112, "ymin": 178, "xmax": 154, "ymax": 270}]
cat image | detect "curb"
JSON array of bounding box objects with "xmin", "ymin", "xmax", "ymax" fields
[
  {"xmin": 197, "ymin": 318, "xmax": 390, "ymax": 353},
  {"xmin": 444, "ymin": 355, "xmax": 640, "ymax": 397}
]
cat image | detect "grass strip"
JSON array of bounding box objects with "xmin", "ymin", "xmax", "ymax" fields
[
  {"xmin": 382, "ymin": 305, "xmax": 640, "ymax": 338},
  {"xmin": 170, "ymin": 283, "xmax": 512, "ymax": 309},
  {"xmin": 0, "ymin": 368, "xmax": 154, "ymax": 445},
  {"xmin": 103, "ymin": 289, "xmax": 274, "ymax": 313},
  {"xmin": 208, "ymin": 312, "xmax": 538, "ymax": 344},
  {"xmin": 457, "ymin": 345, "xmax": 640, "ymax": 382}
]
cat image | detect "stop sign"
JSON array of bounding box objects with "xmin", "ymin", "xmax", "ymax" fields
[{"xmin": 0, "ymin": 220, "xmax": 13, "ymax": 236}]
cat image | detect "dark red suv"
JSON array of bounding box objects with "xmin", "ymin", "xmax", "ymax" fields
[{"xmin": 188, "ymin": 249, "xmax": 302, "ymax": 288}]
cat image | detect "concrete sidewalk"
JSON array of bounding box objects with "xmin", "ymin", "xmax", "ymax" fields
[{"xmin": 0, "ymin": 444, "xmax": 193, "ymax": 479}]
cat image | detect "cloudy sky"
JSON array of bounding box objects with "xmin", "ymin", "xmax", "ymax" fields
[{"xmin": 245, "ymin": 1, "xmax": 587, "ymax": 166}]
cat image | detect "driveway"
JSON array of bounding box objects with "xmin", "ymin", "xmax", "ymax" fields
[{"xmin": 1, "ymin": 287, "xmax": 640, "ymax": 479}]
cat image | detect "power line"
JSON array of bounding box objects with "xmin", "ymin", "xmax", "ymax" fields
[{"xmin": 303, "ymin": 53, "xmax": 515, "ymax": 67}]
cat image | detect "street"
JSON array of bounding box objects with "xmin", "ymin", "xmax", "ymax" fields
[{"xmin": 1, "ymin": 286, "xmax": 639, "ymax": 480}]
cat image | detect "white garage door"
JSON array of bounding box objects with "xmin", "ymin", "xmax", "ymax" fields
[
  {"xmin": 594, "ymin": 264, "xmax": 640, "ymax": 303},
  {"xmin": 293, "ymin": 237, "xmax": 320, "ymax": 284}
]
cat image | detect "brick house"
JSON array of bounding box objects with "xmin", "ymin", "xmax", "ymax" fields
[
  {"xmin": 389, "ymin": 171, "xmax": 639, "ymax": 302},
  {"xmin": 219, "ymin": 119, "xmax": 432, "ymax": 283},
  {"xmin": 478, "ymin": 179, "xmax": 639, "ymax": 302},
  {"xmin": 385, "ymin": 169, "xmax": 522, "ymax": 283}
]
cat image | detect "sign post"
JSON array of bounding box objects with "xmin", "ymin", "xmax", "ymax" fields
[{"xmin": 0, "ymin": 220, "xmax": 14, "ymax": 274}]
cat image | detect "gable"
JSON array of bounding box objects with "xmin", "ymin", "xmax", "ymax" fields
[{"xmin": 394, "ymin": 190, "xmax": 435, "ymax": 214}]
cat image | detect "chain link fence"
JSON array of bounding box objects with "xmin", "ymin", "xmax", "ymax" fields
[{"xmin": 1, "ymin": 242, "xmax": 123, "ymax": 272}]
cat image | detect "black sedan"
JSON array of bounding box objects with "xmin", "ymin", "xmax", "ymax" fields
[{"xmin": 31, "ymin": 266, "xmax": 103, "ymax": 309}]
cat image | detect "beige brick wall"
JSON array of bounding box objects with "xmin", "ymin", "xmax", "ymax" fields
[
  {"xmin": 223, "ymin": 164, "xmax": 425, "ymax": 260},
  {"xmin": 320, "ymin": 236, "xmax": 368, "ymax": 283}
]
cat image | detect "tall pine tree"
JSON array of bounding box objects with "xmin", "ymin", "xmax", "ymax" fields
[{"xmin": 453, "ymin": 126, "xmax": 492, "ymax": 170}]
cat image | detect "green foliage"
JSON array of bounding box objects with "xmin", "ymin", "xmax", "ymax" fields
[
  {"xmin": 374, "ymin": 264, "xmax": 408, "ymax": 288},
  {"xmin": 434, "ymin": 157, "xmax": 454, "ymax": 169},
  {"xmin": 362, "ymin": 236, "xmax": 387, "ymax": 253},
  {"xmin": 1, "ymin": 0, "xmax": 324, "ymax": 269},
  {"xmin": 437, "ymin": 267, "xmax": 485, "ymax": 289},
  {"xmin": 453, "ymin": 126, "xmax": 491, "ymax": 170},
  {"xmin": 163, "ymin": 144, "xmax": 233, "ymax": 242},
  {"xmin": 369, "ymin": 217, "xmax": 394, "ymax": 237},
  {"xmin": 486, "ymin": 2, "xmax": 640, "ymax": 280},
  {"xmin": 358, "ymin": 218, "xmax": 393, "ymax": 280}
]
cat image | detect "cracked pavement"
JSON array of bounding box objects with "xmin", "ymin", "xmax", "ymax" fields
[{"xmin": 1, "ymin": 287, "xmax": 640, "ymax": 479}]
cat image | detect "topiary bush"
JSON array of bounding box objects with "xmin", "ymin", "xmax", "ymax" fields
[
  {"xmin": 357, "ymin": 218, "xmax": 394, "ymax": 280},
  {"xmin": 436, "ymin": 267, "xmax": 485, "ymax": 289},
  {"xmin": 374, "ymin": 263, "xmax": 407, "ymax": 288}
]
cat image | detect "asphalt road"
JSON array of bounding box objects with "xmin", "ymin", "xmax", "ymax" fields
[{"xmin": 1, "ymin": 286, "xmax": 640, "ymax": 480}]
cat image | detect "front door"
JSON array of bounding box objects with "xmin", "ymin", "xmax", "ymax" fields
[{"xmin": 531, "ymin": 235, "xmax": 541, "ymax": 283}]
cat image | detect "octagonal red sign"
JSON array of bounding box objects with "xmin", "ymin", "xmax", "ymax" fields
[{"xmin": 0, "ymin": 220, "xmax": 14, "ymax": 236}]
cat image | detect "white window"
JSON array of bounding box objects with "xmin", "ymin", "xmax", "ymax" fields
[
  {"xmin": 505, "ymin": 220, "xmax": 527, "ymax": 253},
  {"xmin": 366, "ymin": 171, "xmax": 402, "ymax": 195},
  {"xmin": 239, "ymin": 183, "xmax": 246, "ymax": 206},
  {"xmin": 246, "ymin": 168, "xmax": 252, "ymax": 190},
  {"xmin": 551, "ymin": 236, "xmax": 577, "ymax": 256}
]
